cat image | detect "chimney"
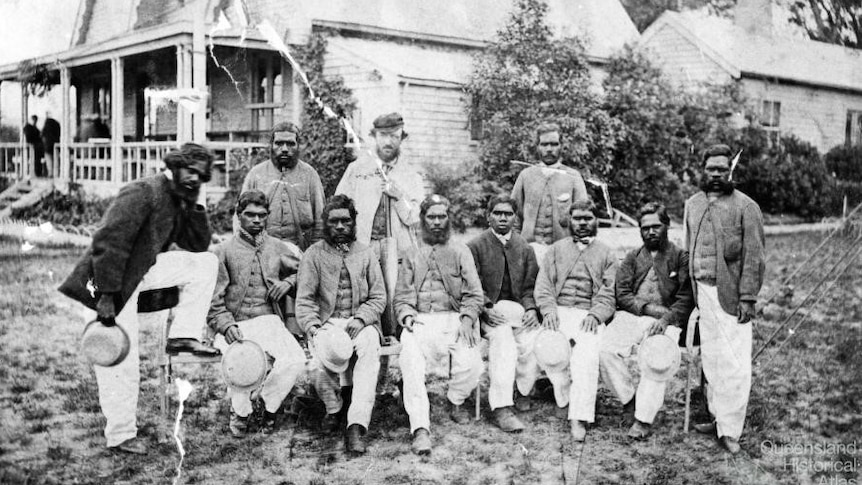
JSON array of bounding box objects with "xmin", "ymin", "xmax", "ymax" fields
[{"xmin": 734, "ymin": 0, "xmax": 773, "ymax": 37}]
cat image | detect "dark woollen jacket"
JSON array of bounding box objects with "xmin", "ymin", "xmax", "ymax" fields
[
  {"xmin": 467, "ymin": 229, "xmax": 539, "ymax": 311},
  {"xmin": 59, "ymin": 174, "xmax": 212, "ymax": 313}
]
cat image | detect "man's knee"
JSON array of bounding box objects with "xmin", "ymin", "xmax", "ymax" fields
[{"xmin": 354, "ymin": 327, "xmax": 381, "ymax": 356}]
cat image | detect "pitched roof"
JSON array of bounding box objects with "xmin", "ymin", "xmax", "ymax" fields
[{"xmin": 641, "ymin": 10, "xmax": 862, "ymax": 93}]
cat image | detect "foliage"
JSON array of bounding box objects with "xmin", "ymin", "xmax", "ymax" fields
[
  {"xmin": 824, "ymin": 143, "xmax": 862, "ymax": 182},
  {"xmin": 465, "ymin": 0, "xmax": 615, "ymax": 190},
  {"xmin": 10, "ymin": 184, "xmax": 113, "ymax": 226},
  {"xmin": 423, "ymin": 163, "xmax": 501, "ymax": 232},
  {"xmin": 620, "ymin": 0, "xmax": 737, "ymax": 32},
  {"xmin": 788, "ymin": 0, "xmax": 862, "ymax": 48},
  {"xmin": 16, "ymin": 60, "xmax": 57, "ymax": 97},
  {"xmin": 293, "ymin": 32, "xmax": 357, "ymax": 196},
  {"xmin": 0, "ymin": 124, "xmax": 18, "ymax": 142},
  {"xmin": 734, "ymin": 134, "xmax": 832, "ymax": 219}
]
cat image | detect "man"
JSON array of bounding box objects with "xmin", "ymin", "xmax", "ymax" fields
[
  {"xmin": 599, "ymin": 202, "xmax": 694, "ymax": 440},
  {"xmin": 42, "ymin": 113, "xmax": 61, "ymax": 177},
  {"xmin": 295, "ymin": 194, "xmax": 386, "ymax": 454},
  {"xmin": 684, "ymin": 144, "xmax": 765, "ymax": 454},
  {"xmin": 241, "ymin": 122, "xmax": 325, "ymax": 250},
  {"xmin": 208, "ymin": 190, "xmax": 307, "ymax": 437},
  {"xmin": 394, "ymin": 195, "xmax": 484, "ymax": 455},
  {"xmin": 534, "ymin": 199, "xmax": 617, "ymax": 442},
  {"xmin": 59, "ymin": 143, "xmax": 220, "ymax": 454},
  {"xmin": 466, "ymin": 194, "xmax": 541, "ymax": 433},
  {"xmin": 511, "ymin": 122, "xmax": 588, "ymax": 248},
  {"xmin": 23, "ymin": 115, "xmax": 44, "ymax": 177},
  {"xmin": 335, "ymin": 113, "xmax": 426, "ymax": 334}
]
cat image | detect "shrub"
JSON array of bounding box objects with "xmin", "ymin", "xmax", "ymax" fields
[
  {"xmin": 423, "ymin": 163, "xmax": 503, "ymax": 232},
  {"xmin": 11, "ymin": 184, "xmax": 113, "ymax": 226},
  {"xmin": 825, "ymin": 144, "xmax": 862, "ymax": 182}
]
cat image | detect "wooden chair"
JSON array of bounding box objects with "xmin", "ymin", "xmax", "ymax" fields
[{"xmin": 137, "ymin": 286, "xmax": 221, "ymax": 420}]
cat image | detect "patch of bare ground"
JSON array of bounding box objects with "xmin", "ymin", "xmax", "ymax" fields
[{"xmin": 0, "ymin": 231, "xmax": 859, "ymax": 484}]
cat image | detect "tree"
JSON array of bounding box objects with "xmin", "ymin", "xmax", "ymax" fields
[
  {"xmin": 620, "ymin": 0, "xmax": 737, "ymax": 32},
  {"xmin": 788, "ymin": 0, "xmax": 862, "ymax": 48}
]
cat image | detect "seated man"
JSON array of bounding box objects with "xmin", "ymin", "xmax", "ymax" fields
[
  {"xmin": 394, "ymin": 195, "xmax": 485, "ymax": 455},
  {"xmin": 59, "ymin": 143, "xmax": 220, "ymax": 454},
  {"xmin": 466, "ymin": 194, "xmax": 540, "ymax": 432},
  {"xmin": 295, "ymin": 194, "xmax": 386, "ymax": 454},
  {"xmin": 534, "ymin": 199, "xmax": 617, "ymax": 442},
  {"xmin": 208, "ymin": 190, "xmax": 307, "ymax": 437},
  {"xmin": 599, "ymin": 202, "xmax": 694, "ymax": 439}
]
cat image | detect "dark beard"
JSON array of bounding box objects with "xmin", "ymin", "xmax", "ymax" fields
[
  {"xmin": 421, "ymin": 223, "xmax": 450, "ymax": 245},
  {"xmin": 324, "ymin": 227, "xmax": 356, "ymax": 247},
  {"xmin": 700, "ymin": 178, "xmax": 734, "ymax": 195},
  {"xmin": 643, "ymin": 237, "xmax": 666, "ymax": 251}
]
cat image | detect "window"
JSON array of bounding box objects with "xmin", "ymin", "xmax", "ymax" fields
[
  {"xmin": 847, "ymin": 110, "xmax": 862, "ymax": 147},
  {"xmin": 469, "ymin": 98, "xmax": 484, "ymax": 141},
  {"xmin": 249, "ymin": 54, "xmax": 285, "ymax": 133},
  {"xmin": 761, "ymin": 100, "xmax": 781, "ymax": 146}
]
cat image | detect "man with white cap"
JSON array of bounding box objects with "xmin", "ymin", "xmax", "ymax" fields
[
  {"xmin": 394, "ymin": 194, "xmax": 485, "ymax": 455},
  {"xmin": 296, "ymin": 194, "xmax": 386, "ymax": 454},
  {"xmin": 685, "ymin": 144, "xmax": 765, "ymax": 454},
  {"xmin": 466, "ymin": 194, "xmax": 540, "ymax": 432},
  {"xmin": 599, "ymin": 202, "xmax": 694, "ymax": 440},
  {"xmin": 208, "ymin": 190, "xmax": 307, "ymax": 437},
  {"xmin": 534, "ymin": 199, "xmax": 617, "ymax": 442}
]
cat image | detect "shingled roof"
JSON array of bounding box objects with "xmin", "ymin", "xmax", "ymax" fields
[{"xmin": 641, "ymin": 10, "xmax": 862, "ymax": 93}]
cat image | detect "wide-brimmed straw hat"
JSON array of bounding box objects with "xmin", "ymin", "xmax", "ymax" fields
[
  {"xmin": 638, "ymin": 334, "xmax": 681, "ymax": 382},
  {"xmin": 492, "ymin": 300, "xmax": 526, "ymax": 328},
  {"xmin": 222, "ymin": 340, "xmax": 268, "ymax": 392},
  {"xmin": 534, "ymin": 329, "xmax": 571, "ymax": 371},
  {"xmin": 81, "ymin": 320, "xmax": 130, "ymax": 367},
  {"xmin": 314, "ymin": 326, "xmax": 353, "ymax": 373}
]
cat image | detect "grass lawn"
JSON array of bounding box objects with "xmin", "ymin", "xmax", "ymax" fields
[{"xmin": 0, "ymin": 230, "xmax": 859, "ymax": 485}]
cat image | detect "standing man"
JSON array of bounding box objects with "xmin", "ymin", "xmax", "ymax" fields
[
  {"xmin": 466, "ymin": 194, "xmax": 540, "ymax": 433},
  {"xmin": 241, "ymin": 122, "xmax": 325, "ymax": 250},
  {"xmin": 42, "ymin": 112, "xmax": 61, "ymax": 177},
  {"xmin": 23, "ymin": 115, "xmax": 44, "ymax": 177},
  {"xmin": 208, "ymin": 190, "xmax": 307, "ymax": 437},
  {"xmin": 295, "ymin": 194, "xmax": 386, "ymax": 454},
  {"xmin": 394, "ymin": 195, "xmax": 485, "ymax": 455},
  {"xmin": 685, "ymin": 144, "xmax": 765, "ymax": 454},
  {"xmin": 59, "ymin": 143, "xmax": 220, "ymax": 454},
  {"xmin": 534, "ymin": 199, "xmax": 617, "ymax": 442},
  {"xmin": 335, "ymin": 113, "xmax": 426, "ymax": 335},
  {"xmin": 511, "ymin": 122, "xmax": 588, "ymax": 250},
  {"xmin": 600, "ymin": 202, "xmax": 694, "ymax": 440}
]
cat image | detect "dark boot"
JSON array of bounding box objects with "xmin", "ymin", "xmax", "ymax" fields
[{"xmin": 345, "ymin": 424, "xmax": 367, "ymax": 454}]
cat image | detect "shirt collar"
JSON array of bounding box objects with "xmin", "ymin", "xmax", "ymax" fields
[{"xmin": 493, "ymin": 230, "xmax": 512, "ymax": 246}]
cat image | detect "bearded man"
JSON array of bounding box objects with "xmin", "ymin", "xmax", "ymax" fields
[
  {"xmin": 599, "ymin": 202, "xmax": 694, "ymax": 440},
  {"xmin": 59, "ymin": 143, "xmax": 219, "ymax": 454},
  {"xmin": 208, "ymin": 190, "xmax": 307, "ymax": 437},
  {"xmin": 511, "ymin": 122, "xmax": 588, "ymax": 249},
  {"xmin": 394, "ymin": 195, "xmax": 484, "ymax": 455},
  {"xmin": 241, "ymin": 122, "xmax": 325, "ymax": 250},
  {"xmin": 534, "ymin": 199, "xmax": 617, "ymax": 442},
  {"xmin": 466, "ymin": 194, "xmax": 541, "ymax": 432},
  {"xmin": 684, "ymin": 144, "xmax": 765, "ymax": 454},
  {"xmin": 295, "ymin": 194, "xmax": 387, "ymax": 454}
]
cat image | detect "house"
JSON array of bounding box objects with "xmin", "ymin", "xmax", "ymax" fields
[
  {"xmin": 0, "ymin": 0, "xmax": 638, "ymax": 201},
  {"xmin": 638, "ymin": 0, "xmax": 862, "ymax": 153}
]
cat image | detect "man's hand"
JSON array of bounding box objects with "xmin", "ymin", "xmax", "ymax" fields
[
  {"xmin": 267, "ymin": 280, "xmax": 293, "ymax": 302},
  {"xmin": 485, "ymin": 308, "xmax": 507, "ymax": 327},
  {"xmin": 224, "ymin": 325, "xmax": 243, "ymax": 344},
  {"xmin": 738, "ymin": 301, "xmax": 756, "ymax": 324},
  {"xmin": 401, "ymin": 315, "xmax": 416, "ymax": 333},
  {"xmin": 383, "ymin": 180, "xmax": 404, "ymax": 200},
  {"xmin": 646, "ymin": 318, "xmax": 668, "ymax": 337},
  {"xmin": 522, "ymin": 309, "xmax": 540, "ymax": 328},
  {"xmin": 96, "ymin": 294, "xmax": 117, "ymax": 326},
  {"xmin": 346, "ymin": 318, "xmax": 365, "ymax": 340},
  {"xmin": 457, "ymin": 316, "xmax": 478, "ymax": 348},
  {"xmin": 581, "ymin": 314, "xmax": 600, "ymax": 334},
  {"xmin": 542, "ymin": 311, "xmax": 559, "ymax": 331},
  {"xmin": 643, "ymin": 303, "xmax": 670, "ymax": 319}
]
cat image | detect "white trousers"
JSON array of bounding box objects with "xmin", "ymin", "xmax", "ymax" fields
[
  {"xmin": 697, "ymin": 282, "xmax": 752, "ymax": 440},
  {"xmin": 482, "ymin": 302, "xmax": 544, "ymax": 410},
  {"xmin": 400, "ymin": 312, "xmax": 483, "ymax": 433},
  {"xmin": 599, "ymin": 311, "xmax": 668, "ymax": 424},
  {"xmin": 80, "ymin": 251, "xmax": 218, "ymax": 447},
  {"xmin": 309, "ymin": 318, "xmax": 381, "ymax": 428},
  {"xmin": 555, "ymin": 307, "xmax": 604, "ymax": 422},
  {"xmin": 213, "ymin": 315, "xmax": 306, "ymax": 417}
]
